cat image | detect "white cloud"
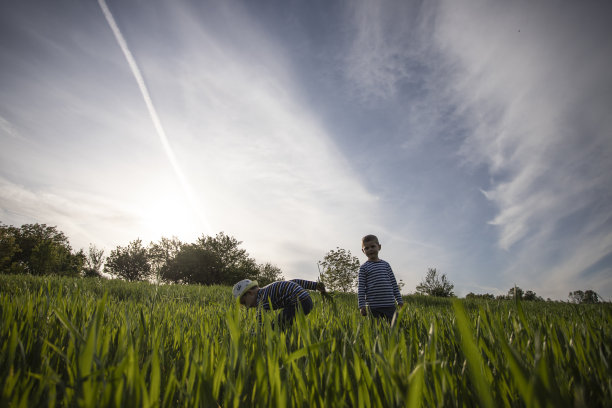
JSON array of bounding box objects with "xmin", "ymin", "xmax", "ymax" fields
[
  {"xmin": 0, "ymin": 177, "xmax": 140, "ymax": 248},
  {"xmin": 0, "ymin": 116, "xmax": 24, "ymax": 140},
  {"xmin": 88, "ymin": 1, "xmax": 380, "ymax": 277},
  {"xmin": 343, "ymin": 0, "xmax": 435, "ymax": 101},
  {"xmin": 434, "ymin": 0, "xmax": 612, "ymax": 293}
]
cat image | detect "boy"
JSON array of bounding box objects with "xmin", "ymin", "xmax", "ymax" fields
[
  {"xmin": 358, "ymin": 234, "xmax": 404, "ymax": 322},
  {"xmin": 233, "ymin": 278, "xmax": 326, "ymax": 329}
]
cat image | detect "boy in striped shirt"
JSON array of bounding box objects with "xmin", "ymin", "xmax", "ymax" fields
[
  {"xmin": 358, "ymin": 234, "xmax": 404, "ymax": 322},
  {"xmin": 233, "ymin": 278, "xmax": 326, "ymax": 329}
]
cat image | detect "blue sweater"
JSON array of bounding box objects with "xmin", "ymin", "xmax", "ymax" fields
[{"xmin": 357, "ymin": 260, "xmax": 402, "ymax": 309}]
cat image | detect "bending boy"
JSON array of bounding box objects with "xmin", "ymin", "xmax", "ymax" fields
[{"xmin": 233, "ymin": 278, "xmax": 326, "ymax": 329}]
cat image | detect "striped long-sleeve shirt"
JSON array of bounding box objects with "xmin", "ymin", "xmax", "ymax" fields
[
  {"xmin": 357, "ymin": 260, "xmax": 403, "ymax": 309},
  {"xmin": 256, "ymin": 279, "xmax": 317, "ymax": 321}
]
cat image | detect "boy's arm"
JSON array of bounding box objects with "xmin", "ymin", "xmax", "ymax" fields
[
  {"xmin": 388, "ymin": 265, "xmax": 403, "ymax": 305},
  {"xmin": 289, "ymin": 279, "xmax": 322, "ymax": 291},
  {"xmin": 357, "ymin": 265, "xmax": 367, "ymax": 310},
  {"xmin": 257, "ymin": 307, "xmax": 262, "ymax": 326}
]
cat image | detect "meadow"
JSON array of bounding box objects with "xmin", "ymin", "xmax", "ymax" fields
[{"xmin": 1, "ymin": 275, "xmax": 611, "ymax": 407}]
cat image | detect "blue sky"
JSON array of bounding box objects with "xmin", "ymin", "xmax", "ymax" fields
[{"xmin": 1, "ymin": 0, "xmax": 611, "ymax": 300}]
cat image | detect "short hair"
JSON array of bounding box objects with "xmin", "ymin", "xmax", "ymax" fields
[{"xmin": 362, "ymin": 234, "xmax": 379, "ymax": 245}]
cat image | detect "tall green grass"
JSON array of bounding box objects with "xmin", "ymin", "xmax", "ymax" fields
[{"xmin": 1, "ymin": 275, "xmax": 610, "ymax": 407}]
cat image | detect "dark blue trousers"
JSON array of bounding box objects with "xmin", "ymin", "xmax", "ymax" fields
[
  {"xmin": 369, "ymin": 306, "xmax": 397, "ymax": 323},
  {"xmin": 278, "ymin": 295, "xmax": 313, "ymax": 329}
]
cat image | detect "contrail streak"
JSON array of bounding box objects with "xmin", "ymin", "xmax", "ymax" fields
[{"xmin": 97, "ymin": 0, "xmax": 212, "ymax": 234}]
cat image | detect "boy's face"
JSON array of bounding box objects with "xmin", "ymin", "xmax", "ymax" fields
[
  {"xmin": 240, "ymin": 288, "xmax": 258, "ymax": 308},
  {"xmin": 362, "ymin": 240, "xmax": 381, "ymax": 261}
]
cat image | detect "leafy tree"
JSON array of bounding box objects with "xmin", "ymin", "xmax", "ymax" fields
[
  {"xmin": 318, "ymin": 247, "xmax": 360, "ymax": 292},
  {"xmin": 0, "ymin": 223, "xmax": 81, "ymax": 276},
  {"xmin": 253, "ymin": 262, "xmax": 284, "ymax": 287},
  {"xmin": 507, "ymin": 286, "xmax": 524, "ymax": 300},
  {"xmin": 159, "ymin": 233, "xmax": 257, "ymax": 285},
  {"xmin": 195, "ymin": 232, "xmax": 258, "ymax": 284},
  {"xmin": 415, "ymin": 268, "xmax": 455, "ymax": 297},
  {"xmin": 0, "ymin": 226, "xmax": 20, "ymax": 272},
  {"xmin": 105, "ymin": 239, "xmax": 151, "ymax": 281},
  {"xmin": 148, "ymin": 237, "xmax": 183, "ymax": 282},
  {"xmin": 161, "ymin": 244, "xmax": 222, "ymax": 285},
  {"xmin": 466, "ymin": 292, "xmax": 495, "ymax": 300},
  {"xmin": 523, "ymin": 290, "xmax": 543, "ymax": 301},
  {"xmin": 569, "ymin": 290, "xmax": 600, "ymax": 304},
  {"xmin": 83, "ymin": 244, "xmax": 105, "ymax": 278},
  {"xmin": 583, "ymin": 290, "xmax": 600, "ymax": 303}
]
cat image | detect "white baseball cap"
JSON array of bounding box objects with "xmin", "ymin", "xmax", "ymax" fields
[{"xmin": 233, "ymin": 279, "xmax": 258, "ymax": 299}]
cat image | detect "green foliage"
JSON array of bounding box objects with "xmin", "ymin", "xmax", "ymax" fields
[
  {"xmin": 253, "ymin": 262, "xmax": 284, "ymax": 286},
  {"xmin": 160, "ymin": 243, "xmax": 221, "ymax": 284},
  {"xmin": 318, "ymin": 247, "xmax": 360, "ymax": 292},
  {"xmin": 0, "ymin": 227, "xmax": 20, "ymax": 270},
  {"xmin": 82, "ymin": 245, "xmax": 105, "ymax": 278},
  {"xmin": 569, "ymin": 289, "xmax": 601, "ymax": 304},
  {"xmin": 104, "ymin": 239, "xmax": 151, "ymax": 281},
  {"xmin": 0, "ymin": 223, "xmax": 83, "ymax": 276},
  {"xmin": 415, "ymin": 268, "xmax": 455, "ymax": 297},
  {"xmin": 505, "ymin": 287, "xmax": 544, "ymax": 301},
  {"xmin": 1, "ymin": 225, "xmax": 280, "ymax": 287},
  {"xmin": 508, "ymin": 286, "xmax": 524, "ymax": 299},
  {"xmin": 1, "ymin": 274, "xmax": 611, "ymax": 406},
  {"xmin": 160, "ymin": 232, "xmax": 262, "ymax": 286},
  {"xmin": 196, "ymin": 232, "xmax": 259, "ymax": 282},
  {"xmin": 147, "ymin": 237, "xmax": 182, "ymax": 282},
  {"xmin": 523, "ymin": 290, "xmax": 544, "ymax": 301},
  {"xmin": 465, "ymin": 292, "xmax": 495, "ymax": 300}
]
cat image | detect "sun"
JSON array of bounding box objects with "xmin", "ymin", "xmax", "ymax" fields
[{"xmin": 139, "ymin": 194, "xmax": 201, "ymax": 243}]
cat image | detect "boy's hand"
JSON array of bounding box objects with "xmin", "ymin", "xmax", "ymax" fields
[
  {"xmin": 360, "ymin": 307, "xmax": 367, "ymax": 316},
  {"xmin": 317, "ymin": 282, "xmax": 327, "ymax": 294}
]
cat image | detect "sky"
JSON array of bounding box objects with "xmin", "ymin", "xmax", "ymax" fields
[{"xmin": 1, "ymin": 0, "xmax": 611, "ymax": 301}]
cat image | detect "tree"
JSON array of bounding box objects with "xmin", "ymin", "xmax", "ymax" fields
[
  {"xmin": 415, "ymin": 268, "xmax": 455, "ymax": 297},
  {"xmin": 105, "ymin": 239, "xmax": 151, "ymax": 281},
  {"xmin": 507, "ymin": 286, "xmax": 524, "ymax": 300},
  {"xmin": 466, "ymin": 292, "xmax": 495, "ymax": 300},
  {"xmin": 0, "ymin": 226, "xmax": 20, "ymax": 273},
  {"xmin": 253, "ymin": 262, "xmax": 284, "ymax": 287},
  {"xmin": 583, "ymin": 290, "xmax": 600, "ymax": 303},
  {"xmin": 196, "ymin": 232, "xmax": 258, "ymax": 284},
  {"xmin": 83, "ymin": 244, "xmax": 105, "ymax": 278},
  {"xmin": 523, "ymin": 290, "xmax": 543, "ymax": 301},
  {"xmin": 569, "ymin": 290, "xmax": 600, "ymax": 304},
  {"xmin": 148, "ymin": 237, "xmax": 183, "ymax": 283},
  {"xmin": 161, "ymin": 244, "xmax": 221, "ymax": 285},
  {"xmin": 159, "ymin": 233, "xmax": 258, "ymax": 285},
  {"xmin": 318, "ymin": 247, "xmax": 360, "ymax": 292},
  {"xmin": 0, "ymin": 223, "xmax": 82, "ymax": 276}
]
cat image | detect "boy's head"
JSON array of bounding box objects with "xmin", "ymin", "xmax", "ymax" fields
[
  {"xmin": 232, "ymin": 279, "xmax": 259, "ymax": 308},
  {"xmin": 361, "ymin": 234, "xmax": 381, "ymax": 261}
]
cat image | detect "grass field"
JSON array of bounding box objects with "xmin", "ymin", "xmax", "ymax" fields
[{"xmin": 1, "ymin": 275, "xmax": 611, "ymax": 407}]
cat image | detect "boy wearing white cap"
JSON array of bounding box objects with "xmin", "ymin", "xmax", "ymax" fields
[{"xmin": 233, "ymin": 278, "xmax": 326, "ymax": 329}]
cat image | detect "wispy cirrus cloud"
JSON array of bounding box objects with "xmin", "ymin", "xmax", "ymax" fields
[
  {"xmin": 342, "ymin": 0, "xmax": 436, "ymax": 102},
  {"xmin": 434, "ymin": 0, "xmax": 612, "ymax": 295}
]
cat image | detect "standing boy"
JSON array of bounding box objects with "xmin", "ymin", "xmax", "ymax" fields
[
  {"xmin": 233, "ymin": 278, "xmax": 326, "ymax": 329},
  {"xmin": 358, "ymin": 234, "xmax": 404, "ymax": 322}
]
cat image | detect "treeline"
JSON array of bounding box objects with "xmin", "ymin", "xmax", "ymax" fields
[
  {"xmin": 466, "ymin": 286, "xmax": 604, "ymax": 304},
  {"xmin": 467, "ymin": 287, "xmax": 545, "ymax": 301},
  {"xmin": 0, "ymin": 223, "xmax": 283, "ymax": 286},
  {"xmin": 1, "ymin": 222, "xmax": 605, "ymax": 303}
]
